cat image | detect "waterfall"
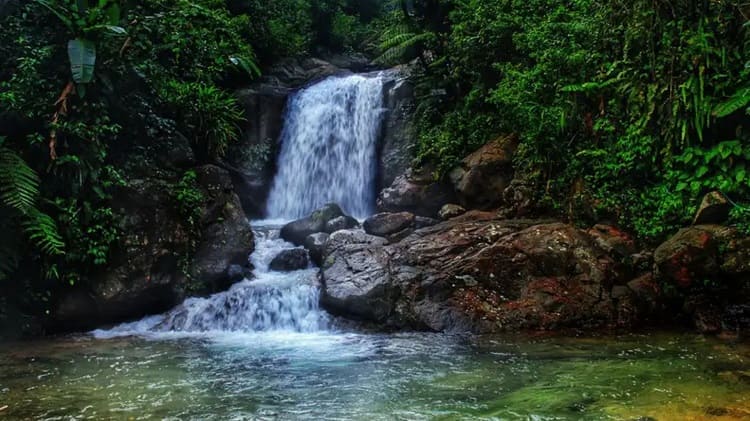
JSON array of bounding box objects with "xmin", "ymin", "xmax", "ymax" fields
[
  {"xmin": 266, "ymin": 73, "xmax": 386, "ymax": 219},
  {"xmin": 95, "ymin": 73, "xmax": 390, "ymax": 338}
]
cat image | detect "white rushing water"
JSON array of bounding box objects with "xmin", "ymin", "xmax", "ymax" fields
[
  {"xmin": 95, "ymin": 73, "xmax": 389, "ymax": 338},
  {"xmin": 265, "ymin": 73, "xmax": 387, "ymax": 219}
]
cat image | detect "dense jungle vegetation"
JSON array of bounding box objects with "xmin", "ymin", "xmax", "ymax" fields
[
  {"xmin": 380, "ymin": 0, "xmax": 750, "ymax": 240},
  {"xmin": 1, "ymin": 0, "xmax": 749, "ymax": 326}
]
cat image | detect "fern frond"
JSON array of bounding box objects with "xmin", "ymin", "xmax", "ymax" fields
[
  {"xmin": 376, "ymin": 26, "xmax": 436, "ymax": 64},
  {"xmin": 23, "ymin": 209, "xmax": 66, "ymax": 256},
  {"xmin": 714, "ymin": 87, "xmax": 750, "ymax": 118},
  {"xmin": 0, "ymin": 146, "xmax": 41, "ymax": 213}
]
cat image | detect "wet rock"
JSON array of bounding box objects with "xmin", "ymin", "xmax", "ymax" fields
[
  {"xmin": 189, "ymin": 165, "xmax": 255, "ymax": 291},
  {"xmin": 587, "ymin": 224, "xmax": 637, "ymax": 257},
  {"xmin": 325, "ymin": 215, "xmax": 359, "ymax": 234},
  {"xmin": 439, "ymin": 204, "xmax": 467, "ymax": 220},
  {"xmin": 693, "ymin": 191, "xmax": 731, "ymax": 225},
  {"xmin": 321, "ymin": 213, "xmax": 638, "ymax": 332},
  {"xmin": 363, "ymin": 212, "xmax": 415, "ymax": 237},
  {"xmin": 226, "ymin": 264, "xmax": 253, "ymax": 283},
  {"xmin": 653, "ymin": 225, "xmax": 732, "ymax": 288},
  {"xmin": 304, "ymin": 232, "xmax": 330, "ymax": 266},
  {"xmin": 379, "ymin": 75, "xmax": 417, "ymax": 190},
  {"xmin": 449, "ymin": 134, "xmax": 518, "ymax": 209},
  {"xmin": 377, "ymin": 168, "xmax": 455, "ymax": 217},
  {"xmin": 269, "ymin": 249, "xmax": 310, "ymax": 272},
  {"xmin": 414, "ymin": 216, "xmax": 440, "ymax": 229},
  {"xmin": 280, "ymin": 203, "xmax": 346, "ymax": 246},
  {"xmin": 501, "ymin": 178, "xmax": 536, "ymax": 218}
]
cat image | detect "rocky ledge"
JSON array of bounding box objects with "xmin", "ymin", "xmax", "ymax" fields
[{"xmin": 304, "ymin": 207, "xmax": 750, "ymax": 335}]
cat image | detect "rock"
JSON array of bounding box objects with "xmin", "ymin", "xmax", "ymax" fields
[
  {"xmin": 379, "ymin": 74, "xmax": 417, "ymax": 190},
  {"xmin": 304, "ymin": 232, "xmax": 330, "ymax": 266},
  {"xmin": 377, "ymin": 168, "xmax": 455, "ymax": 217},
  {"xmin": 693, "ymin": 191, "xmax": 731, "ymax": 225},
  {"xmin": 449, "ymin": 134, "xmax": 518, "ymax": 209},
  {"xmin": 321, "ymin": 213, "xmax": 638, "ymax": 332},
  {"xmin": 414, "ymin": 216, "xmax": 440, "ymax": 228},
  {"xmin": 320, "ymin": 230, "xmax": 394, "ymax": 322},
  {"xmin": 363, "ymin": 212, "xmax": 415, "ymax": 237},
  {"xmin": 653, "ymin": 225, "xmax": 733, "ymax": 288},
  {"xmin": 280, "ymin": 203, "xmax": 346, "ymax": 246},
  {"xmin": 49, "ymin": 165, "xmax": 254, "ymax": 332},
  {"xmin": 189, "ymin": 165, "xmax": 255, "ymax": 292},
  {"xmin": 325, "ymin": 215, "xmax": 359, "ymax": 233},
  {"xmin": 587, "ymin": 224, "xmax": 637, "ymax": 258},
  {"xmin": 439, "ymin": 204, "xmax": 467, "ymax": 220},
  {"xmin": 501, "ymin": 178, "xmax": 536, "ymax": 218},
  {"xmin": 226, "ymin": 264, "xmax": 253, "ymax": 283},
  {"xmin": 269, "ymin": 249, "xmax": 310, "ymax": 272},
  {"xmin": 721, "ymin": 237, "xmax": 750, "ymax": 274}
]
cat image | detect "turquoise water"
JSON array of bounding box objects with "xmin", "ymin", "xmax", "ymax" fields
[{"xmin": 1, "ymin": 331, "xmax": 748, "ymax": 420}]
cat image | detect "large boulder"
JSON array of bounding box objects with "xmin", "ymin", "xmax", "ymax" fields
[
  {"xmin": 363, "ymin": 212, "xmax": 415, "ymax": 237},
  {"xmin": 280, "ymin": 203, "xmax": 347, "ymax": 246},
  {"xmin": 377, "ymin": 168, "xmax": 455, "ymax": 218},
  {"xmin": 269, "ymin": 249, "xmax": 309, "ymax": 272},
  {"xmin": 325, "ymin": 215, "xmax": 359, "ymax": 233},
  {"xmin": 692, "ymin": 191, "xmax": 731, "ymax": 225},
  {"xmin": 449, "ymin": 134, "xmax": 518, "ymax": 209},
  {"xmin": 321, "ymin": 212, "xmax": 642, "ymax": 332},
  {"xmin": 653, "ymin": 225, "xmax": 731, "ymax": 288}
]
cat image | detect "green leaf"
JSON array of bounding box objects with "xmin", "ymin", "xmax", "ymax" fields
[
  {"xmin": 67, "ymin": 38, "xmax": 96, "ymax": 84},
  {"xmin": 696, "ymin": 165, "xmax": 709, "ymax": 178},
  {"xmin": 714, "ymin": 87, "xmax": 750, "ymax": 117},
  {"xmin": 0, "ymin": 147, "xmax": 40, "ymax": 213}
]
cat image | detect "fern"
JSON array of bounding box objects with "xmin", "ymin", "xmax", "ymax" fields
[
  {"xmin": 23, "ymin": 209, "xmax": 65, "ymax": 256},
  {"xmin": 713, "ymin": 87, "xmax": 750, "ymax": 117},
  {"xmin": 0, "ymin": 146, "xmax": 41, "ymax": 213},
  {"xmin": 376, "ymin": 25, "xmax": 436, "ymax": 64}
]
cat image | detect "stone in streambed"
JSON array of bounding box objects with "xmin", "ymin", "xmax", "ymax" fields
[
  {"xmin": 304, "ymin": 232, "xmax": 330, "ymax": 266},
  {"xmin": 325, "ymin": 215, "xmax": 359, "ymax": 233},
  {"xmin": 280, "ymin": 203, "xmax": 346, "ymax": 246},
  {"xmin": 439, "ymin": 204, "xmax": 466, "ymax": 220},
  {"xmin": 693, "ymin": 191, "xmax": 731, "ymax": 225},
  {"xmin": 269, "ymin": 249, "xmax": 309, "ymax": 272}
]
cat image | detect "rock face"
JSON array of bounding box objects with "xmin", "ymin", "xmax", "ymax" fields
[
  {"xmin": 280, "ymin": 203, "xmax": 347, "ymax": 246},
  {"xmin": 363, "ymin": 212, "xmax": 416, "ymax": 237},
  {"xmin": 377, "ymin": 168, "xmax": 456, "ymax": 217},
  {"xmin": 51, "ymin": 164, "xmax": 254, "ymax": 332},
  {"xmin": 449, "ymin": 134, "xmax": 518, "ymax": 209},
  {"xmin": 378, "ymin": 74, "xmax": 417, "ymax": 190},
  {"xmin": 321, "ymin": 212, "xmax": 646, "ymax": 332},
  {"xmin": 269, "ymin": 249, "xmax": 310, "ymax": 272}
]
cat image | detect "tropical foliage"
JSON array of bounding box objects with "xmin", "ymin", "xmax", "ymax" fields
[{"xmin": 381, "ymin": 0, "xmax": 750, "ymax": 241}]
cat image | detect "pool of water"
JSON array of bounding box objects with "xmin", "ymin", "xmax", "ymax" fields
[{"xmin": 1, "ymin": 331, "xmax": 748, "ymax": 420}]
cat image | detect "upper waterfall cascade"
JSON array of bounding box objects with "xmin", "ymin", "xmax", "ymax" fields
[{"xmin": 265, "ymin": 73, "xmax": 387, "ymax": 220}]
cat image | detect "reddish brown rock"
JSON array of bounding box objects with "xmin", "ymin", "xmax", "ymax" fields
[
  {"xmin": 321, "ymin": 212, "xmax": 638, "ymax": 332},
  {"xmin": 449, "ymin": 134, "xmax": 518, "ymax": 209}
]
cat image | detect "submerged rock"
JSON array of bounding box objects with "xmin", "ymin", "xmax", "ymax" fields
[{"xmin": 269, "ymin": 249, "xmax": 310, "ymax": 272}]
